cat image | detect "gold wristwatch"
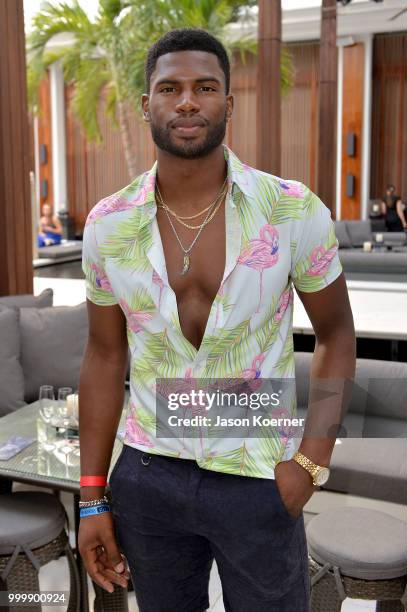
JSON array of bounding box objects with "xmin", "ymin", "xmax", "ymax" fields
[{"xmin": 292, "ymin": 451, "xmax": 330, "ymax": 486}]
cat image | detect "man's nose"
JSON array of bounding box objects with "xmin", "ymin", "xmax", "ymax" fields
[{"xmin": 175, "ymin": 92, "xmax": 200, "ymax": 112}]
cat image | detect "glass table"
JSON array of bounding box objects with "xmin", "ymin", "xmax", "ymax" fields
[{"xmin": 0, "ymin": 401, "xmax": 127, "ymax": 612}]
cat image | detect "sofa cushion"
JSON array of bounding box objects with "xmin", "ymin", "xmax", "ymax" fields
[
  {"xmin": 0, "ymin": 492, "xmax": 66, "ymax": 554},
  {"xmin": 0, "ymin": 289, "xmax": 53, "ymax": 309},
  {"xmin": 345, "ymin": 220, "xmax": 372, "ymax": 247},
  {"xmin": 19, "ymin": 303, "xmax": 88, "ymax": 403},
  {"xmin": 0, "ymin": 307, "xmax": 25, "ymax": 417},
  {"xmin": 294, "ymin": 352, "xmax": 407, "ymax": 420},
  {"xmin": 338, "ymin": 249, "xmax": 407, "ymax": 274},
  {"xmin": 324, "ymin": 439, "xmax": 407, "ymax": 505},
  {"xmin": 334, "ymin": 221, "xmax": 352, "ymax": 248},
  {"xmin": 38, "ymin": 241, "xmax": 82, "ymax": 260}
]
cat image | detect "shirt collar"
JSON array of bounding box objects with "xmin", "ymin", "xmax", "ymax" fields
[{"xmin": 134, "ymin": 144, "xmax": 253, "ymax": 211}]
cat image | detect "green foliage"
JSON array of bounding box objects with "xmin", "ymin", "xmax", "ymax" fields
[{"xmin": 27, "ymin": 0, "xmax": 293, "ymax": 144}]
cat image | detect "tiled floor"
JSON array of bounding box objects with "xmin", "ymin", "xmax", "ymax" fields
[{"xmin": 28, "ymin": 271, "xmax": 405, "ymax": 610}]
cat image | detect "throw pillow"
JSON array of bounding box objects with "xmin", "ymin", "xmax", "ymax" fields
[
  {"xmin": 19, "ymin": 303, "xmax": 88, "ymax": 403},
  {"xmin": 334, "ymin": 221, "xmax": 352, "ymax": 249},
  {"xmin": 0, "ymin": 307, "xmax": 25, "ymax": 417},
  {"xmin": 0, "ymin": 289, "xmax": 53, "ymax": 309},
  {"xmin": 345, "ymin": 220, "xmax": 372, "ymax": 247}
]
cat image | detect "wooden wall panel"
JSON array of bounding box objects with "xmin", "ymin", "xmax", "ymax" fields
[
  {"xmin": 281, "ymin": 42, "xmax": 320, "ymax": 190},
  {"xmin": 229, "ymin": 52, "xmax": 257, "ymax": 166},
  {"xmin": 0, "ymin": 0, "xmax": 33, "ymax": 295},
  {"xmin": 371, "ymin": 33, "xmax": 407, "ymax": 202},
  {"xmin": 341, "ymin": 43, "xmax": 364, "ymax": 220},
  {"xmin": 37, "ymin": 75, "xmax": 53, "ymax": 210}
]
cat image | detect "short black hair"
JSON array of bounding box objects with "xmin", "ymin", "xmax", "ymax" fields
[{"xmin": 145, "ymin": 28, "xmax": 230, "ymax": 94}]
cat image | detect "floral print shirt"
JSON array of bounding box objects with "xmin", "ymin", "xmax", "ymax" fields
[{"xmin": 82, "ymin": 145, "xmax": 342, "ymax": 479}]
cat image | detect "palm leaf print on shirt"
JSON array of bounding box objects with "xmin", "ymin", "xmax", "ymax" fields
[
  {"xmin": 131, "ymin": 329, "xmax": 184, "ymax": 388},
  {"xmin": 199, "ymin": 443, "xmax": 262, "ymax": 477},
  {"xmin": 99, "ymin": 208, "xmax": 153, "ymax": 271},
  {"xmin": 201, "ymin": 319, "xmax": 252, "ymax": 378}
]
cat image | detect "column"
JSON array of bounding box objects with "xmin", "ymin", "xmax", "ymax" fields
[
  {"xmin": 257, "ymin": 0, "xmax": 281, "ymax": 175},
  {"xmin": 0, "ymin": 0, "xmax": 33, "ymax": 295},
  {"xmin": 49, "ymin": 61, "xmax": 68, "ymax": 213},
  {"xmin": 360, "ymin": 34, "xmax": 373, "ymax": 220}
]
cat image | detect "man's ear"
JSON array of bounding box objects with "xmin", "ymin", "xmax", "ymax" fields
[
  {"xmin": 226, "ymin": 94, "xmax": 234, "ymax": 122},
  {"xmin": 141, "ymin": 93, "xmax": 150, "ymax": 122}
]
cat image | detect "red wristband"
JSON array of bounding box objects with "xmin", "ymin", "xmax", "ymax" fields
[{"xmin": 80, "ymin": 476, "xmax": 108, "ymax": 487}]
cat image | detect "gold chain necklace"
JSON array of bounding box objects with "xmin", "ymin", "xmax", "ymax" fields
[
  {"xmin": 156, "ymin": 186, "xmax": 226, "ymax": 275},
  {"xmin": 155, "ymin": 177, "xmax": 228, "ymax": 221},
  {"xmin": 156, "ymin": 184, "xmax": 227, "ymax": 229}
]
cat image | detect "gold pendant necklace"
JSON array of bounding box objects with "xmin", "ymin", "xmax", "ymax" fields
[
  {"xmin": 156, "ymin": 185, "xmax": 225, "ymax": 275},
  {"xmin": 156, "ymin": 187, "xmax": 226, "ymax": 229},
  {"xmin": 155, "ymin": 177, "xmax": 227, "ymax": 221},
  {"xmin": 181, "ymin": 255, "xmax": 190, "ymax": 275}
]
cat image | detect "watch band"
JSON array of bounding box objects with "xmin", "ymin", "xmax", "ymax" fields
[{"xmin": 292, "ymin": 451, "xmax": 324, "ymax": 484}]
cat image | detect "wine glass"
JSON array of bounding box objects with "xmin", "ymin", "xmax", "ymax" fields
[
  {"xmin": 57, "ymin": 387, "xmax": 73, "ymax": 465},
  {"xmin": 39, "ymin": 385, "xmax": 55, "ymax": 422},
  {"xmin": 38, "ymin": 385, "xmax": 56, "ymax": 451},
  {"xmin": 57, "ymin": 387, "xmax": 73, "ymax": 426}
]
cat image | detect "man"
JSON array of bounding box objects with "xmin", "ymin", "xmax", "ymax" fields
[{"xmin": 79, "ymin": 28, "xmax": 355, "ymax": 611}]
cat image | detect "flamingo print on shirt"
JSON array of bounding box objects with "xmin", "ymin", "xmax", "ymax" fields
[
  {"xmin": 238, "ymin": 224, "xmax": 279, "ymax": 312},
  {"xmin": 126, "ymin": 410, "xmax": 154, "ymax": 447},
  {"xmin": 306, "ymin": 245, "xmax": 338, "ymax": 280},
  {"xmin": 119, "ymin": 298, "xmax": 153, "ymax": 333},
  {"xmin": 241, "ymin": 354, "xmax": 265, "ymax": 391},
  {"xmin": 91, "ymin": 263, "xmax": 113, "ymax": 294},
  {"xmin": 152, "ymin": 270, "xmax": 165, "ymax": 308}
]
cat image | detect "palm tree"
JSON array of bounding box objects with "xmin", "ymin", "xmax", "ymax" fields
[
  {"xmin": 28, "ymin": 0, "xmax": 141, "ymax": 178},
  {"xmin": 28, "ymin": 0, "xmax": 293, "ymax": 179}
]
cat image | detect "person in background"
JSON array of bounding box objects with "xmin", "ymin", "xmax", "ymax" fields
[
  {"xmin": 381, "ymin": 184, "xmax": 406, "ymax": 232},
  {"xmin": 38, "ymin": 203, "xmax": 63, "ymax": 247}
]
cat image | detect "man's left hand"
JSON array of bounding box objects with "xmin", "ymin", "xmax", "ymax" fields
[{"xmin": 274, "ymin": 459, "xmax": 317, "ymax": 519}]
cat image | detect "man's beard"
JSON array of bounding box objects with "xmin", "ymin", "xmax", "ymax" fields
[{"xmin": 150, "ymin": 113, "xmax": 227, "ymax": 159}]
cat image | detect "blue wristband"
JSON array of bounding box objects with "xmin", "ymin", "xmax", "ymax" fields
[{"xmin": 80, "ymin": 504, "xmax": 111, "ymax": 518}]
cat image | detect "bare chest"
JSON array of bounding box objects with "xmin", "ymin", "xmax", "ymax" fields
[{"xmin": 156, "ymin": 206, "xmax": 226, "ymax": 350}]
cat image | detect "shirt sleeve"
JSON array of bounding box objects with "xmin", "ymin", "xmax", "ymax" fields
[
  {"xmin": 290, "ymin": 184, "xmax": 342, "ymax": 293},
  {"xmin": 81, "ymin": 218, "xmax": 118, "ymax": 306}
]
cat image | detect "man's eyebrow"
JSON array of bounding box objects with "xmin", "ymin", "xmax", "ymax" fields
[{"xmin": 154, "ymin": 76, "xmax": 222, "ymax": 88}]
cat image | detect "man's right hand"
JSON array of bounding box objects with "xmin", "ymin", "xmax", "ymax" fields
[{"xmin": 78, "ymin": 512, "xmax": 130, "ymax": 593}]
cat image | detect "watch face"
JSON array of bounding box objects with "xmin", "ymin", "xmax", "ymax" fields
[{"xmin": 315, "ymin": 467, "xmax": 330, "ymax": 486}]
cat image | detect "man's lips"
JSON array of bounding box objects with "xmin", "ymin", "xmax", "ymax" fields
[{"xmin": 171, "ymin": 117, "xmax": 206, "ymax": 136}]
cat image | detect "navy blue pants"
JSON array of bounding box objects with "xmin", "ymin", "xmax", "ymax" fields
[{"xmin": 109, "ymin": 445, "xmax": 310, "ymax": 612}]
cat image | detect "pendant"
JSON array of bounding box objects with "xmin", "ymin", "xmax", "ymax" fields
[{"xmin": 181, "ymin": 255, "xmax": 190, "ymax": 275}]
